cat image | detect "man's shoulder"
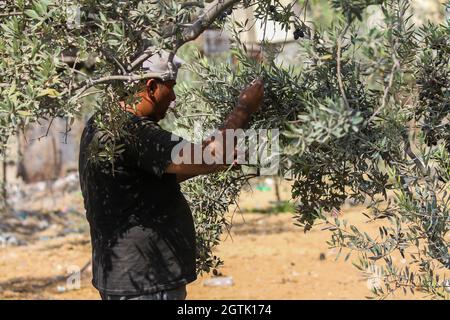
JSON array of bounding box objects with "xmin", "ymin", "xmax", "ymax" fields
[
  {"xmin": 128, "ymin": 115, "xmax": 162, "ymax": 130},
  {"xmin": 127, "ymin": 116, "xmax": 176, "ymax": 142}
]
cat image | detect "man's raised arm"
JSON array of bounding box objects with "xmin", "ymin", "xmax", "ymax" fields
[{"xmin": 167, "ymin": 78, "xmax": 264, "ymax": 182}]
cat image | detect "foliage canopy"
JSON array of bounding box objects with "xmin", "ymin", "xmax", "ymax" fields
[{"xmin": 0, "ymin": 0, "xmax": 449, "ymax": 299}]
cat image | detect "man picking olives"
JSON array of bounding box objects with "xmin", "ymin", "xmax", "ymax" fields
[{"xmin": 79, "ymin": 51, "xmax": 264, "ymax": 300}]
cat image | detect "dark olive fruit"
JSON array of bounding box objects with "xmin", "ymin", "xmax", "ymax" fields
[
  {"xmin": 294, "ymin": 28, "xmax": 305, "ymax": 40},
  {"xmin": 424, "ymin": 129, "xmax": 439, "ymax": 146},
  {"xmin": 226, "ymin": 8, "xmax": 233, "ymax": 15},
  {"xmin": 218, "ymin": 11, "xmax": 227, "ymax": 21},
  {"xmin": 269, "ymin": 5, "xmax": 276, "ymax": 12}
]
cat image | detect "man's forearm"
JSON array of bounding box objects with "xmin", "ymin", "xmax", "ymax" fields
[
  {"xmin": 169, "ymin": 105, "xmax": 252, "ymax": 179},
  {"xmin": 220, "ymin": 103, "xmax": 252, "ymax": 131},
  {"xmin": 203, "ymin": 103, "xmax": 253, "ymax": 166},
  {"xmin": 167, "ymin": 79, "xmax": 263, "ymax": 178},
  {"xmin": 218, "ymin": 103, "xmax": 252, "ymax": 163}
]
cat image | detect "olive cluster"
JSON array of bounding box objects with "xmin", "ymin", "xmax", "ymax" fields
[
  {"xmin": 218, "ymin": 7, "xmax": 233, "ymax": 21},
  {"xmin": 293, "ymin": 28, "xmax": 304, "ymax": 40}
]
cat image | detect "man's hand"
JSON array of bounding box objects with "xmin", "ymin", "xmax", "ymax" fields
[{"xmin": 237, "ymin": 78, "xmax": 264, "ymax": 114}]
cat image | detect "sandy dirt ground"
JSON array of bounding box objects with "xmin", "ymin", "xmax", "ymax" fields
[{"xmin": 0, "ymin": 180, "xmax": 427, "ymax": 300}]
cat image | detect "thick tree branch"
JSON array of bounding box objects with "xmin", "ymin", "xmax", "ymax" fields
[
  {"xmin": 177, "ymin": 0, "xmax": 240, "ymax": 48},
  {"xmin": 128, "ymin": 0, "xmax": 240, "ymax": 72},
  {"xmin": 58, "ymin": 0, "xmax": 243, "ymax": 99}
]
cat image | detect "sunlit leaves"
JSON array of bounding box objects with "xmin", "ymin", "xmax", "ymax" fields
[{"xmin": 179, "ymin": 0, "xmax": 449, "ymax": 299}]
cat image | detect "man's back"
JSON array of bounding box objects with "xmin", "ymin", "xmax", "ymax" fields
[{"xmin": 78, "ymin": 113, "xmax": 197, "ymax": 295}]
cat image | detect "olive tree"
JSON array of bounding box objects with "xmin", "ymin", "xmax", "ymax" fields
[{"xmin": 0, "ymin": 0, "xmax": 448, "ymax": 299}]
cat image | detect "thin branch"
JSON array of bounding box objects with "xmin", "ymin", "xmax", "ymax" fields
[
  {"xmin": 69, "ymin": 72, "xmax": 163, "ymax": 100},
  {"xmin": 75, "ymin": 89, "xmax": 104, "ymax": 100},
  {"xmin": 2, "ymin": 156, "xmax": 7, "ymax": 208},
  {"xmin": 259, "ymin": 3, "xmax": 269, "ymax": 66},
  {"xmin": 68, "ymin": 55, "xmax": 80, "ymax": 96},
  {"xmin": 100, "ymin": 48, "xmax": 127, "ymax": 75},
  {"xmin": 64, "ymin": 116, "xmax": 70, "ymax": 144},
  {"xmin": 72, "ymin": 68, "xmax": 88, "ymax": 77},
  {"xmin": 402, "ymin": 132, "xmax": 427, "ymax": 176},
  {"xmin": 336, "ymin": 23, "xmax": 350, "ymax": 109},
  {"xmin": 31, "ymin": 117, "xmax": 55, "ymax": 142},
  {"xmin": 182, "ymin": 113, "xmax": 220, "ymax": 118},
  {"xmin": 0, "ymin": 12, "xmax": 23, "ymax": 17},
  {"xmin": 368, "ymin": 58, "xmax": 400, "ymax": 123},
  {"xmin": 303, "ymin": 0, "xmax": 309, "ymax": 22}
]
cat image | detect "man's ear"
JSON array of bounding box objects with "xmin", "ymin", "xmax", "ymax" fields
[{"xmin": 146, "ymin": 79, "xmax": 159, "ymax": 95}]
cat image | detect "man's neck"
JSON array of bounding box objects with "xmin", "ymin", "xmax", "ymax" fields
[
  {"xmin": 119, "ymin": 101, "xmax": 160, "ymax": 122},
  {"xmin": 120, "ymin": 101, "xmax": 143, "ymax": 116}
]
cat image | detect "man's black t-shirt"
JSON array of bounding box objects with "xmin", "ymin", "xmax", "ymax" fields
[{"xmin": 79, "ymin": 113, "xmax": 197, "ymax": 295}]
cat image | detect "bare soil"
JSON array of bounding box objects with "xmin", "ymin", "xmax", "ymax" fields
[{"xmin": 0, "ymin": 180, "xmax": 425, "ymax": 300}]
